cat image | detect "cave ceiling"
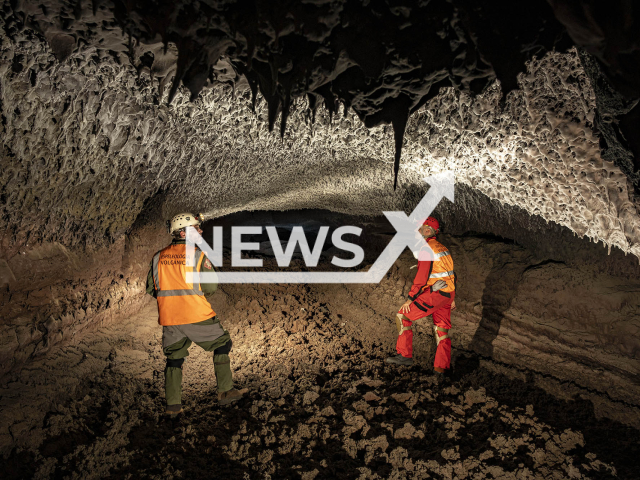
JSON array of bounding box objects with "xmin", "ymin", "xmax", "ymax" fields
[{"xmin": 1, "ymin": 1, "xmax": 640, "ymax": 257}]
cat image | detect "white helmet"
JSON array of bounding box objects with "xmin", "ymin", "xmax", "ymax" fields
[{"xmin": 167, "ymin": 212, "xmax": 204, "ymax": 234}]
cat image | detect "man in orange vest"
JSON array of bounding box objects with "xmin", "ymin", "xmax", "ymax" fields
[
  {"xmin": 386, "ymin": 216, "xmax": 456, "ymax": 376},
  {"xmin": 146, "ymin": 213, "xmax": 245, "ymax": 416}
]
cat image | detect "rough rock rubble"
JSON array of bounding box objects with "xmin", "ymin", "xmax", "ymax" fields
[{"xmin": 3, "ymin": 279, "xmax": 638, "ymax": 479}]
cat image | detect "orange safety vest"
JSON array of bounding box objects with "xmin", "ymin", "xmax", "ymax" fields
[
  {"xmin": 423, "ymin": 238, "xmax": 455, "ymax": 293},
  {"xmin": 151, "ymin": 243, "xmax": 216, "ymax": 326}
]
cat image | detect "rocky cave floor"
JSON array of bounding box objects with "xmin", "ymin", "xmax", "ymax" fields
[{"xmin": 2, "ymin": 281, "xmax": 640, "ymax": 480}]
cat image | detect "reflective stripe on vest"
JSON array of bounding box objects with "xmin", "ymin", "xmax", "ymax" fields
[
  {"xmin": 157, "ymin": 289, "xmax": 205, "ymax": 297},
  {"xmin": 190, "ymin": 249, "xmax": 201, "ymax": 292},
  {"xmin": 429, "ymin": 270, "xmax": 455, "ymax": 279}
]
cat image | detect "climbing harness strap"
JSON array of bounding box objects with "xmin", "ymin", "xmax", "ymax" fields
[
  {"xmin": 396, "ymin": 314, "xmax": 413, "ymax": 336},
  {"xmin": 433, "ymin": 325, "xmax": 450, "ymax": 346}
]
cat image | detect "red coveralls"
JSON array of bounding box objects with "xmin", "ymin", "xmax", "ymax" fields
[{"xmin": 396, "ymin": 237, "xmax": 455, "ymax": 370}]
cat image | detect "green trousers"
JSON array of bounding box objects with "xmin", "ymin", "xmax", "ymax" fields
[{"xmin": 163, "ymin": 318, "xmax": 233, "ymax": 406}]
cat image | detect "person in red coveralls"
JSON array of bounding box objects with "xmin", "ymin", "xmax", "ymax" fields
[{"xmin": 385, "ymin": 216, "xmax": 456, "ymax": 376}]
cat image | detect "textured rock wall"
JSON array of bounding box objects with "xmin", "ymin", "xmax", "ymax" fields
[
  {"xmin": 443, "ymin": 235, "xmax": 640, "ymax": 407},
  {"xmin": 434, "ymin": 187, "xmax": 640, "ymax": 405},
  {"xmin": 0, "ymin": 195, "xmax": 167, "ymax": 376},
  {"xmin": 361, "ymin": 241, "xmax": 640, "ymax": 407}
]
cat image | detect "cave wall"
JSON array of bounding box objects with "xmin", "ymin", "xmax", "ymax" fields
[
  {"xmin": 314, "ymin": 200, "xmax": 640, "ymax": 406},
  {"xmin": 433, "ymin": 185, "xmax": 640, "ymax": 405},
  {"xmin": 332, "ymin": 231, "xmax": 640, "ymax": 407},
  {"xmin": 0, "ymin": 193, "xmax": 168, "ymax": 376},
  {"xmin": 445, "ymin": 235, "xmax": 640, "ymax": 407}
]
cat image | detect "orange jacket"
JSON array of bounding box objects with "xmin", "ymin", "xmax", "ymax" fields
[
  {"xmin": 151, "ymin": 243, "xmax": 216, "ymax": 326},
  {"xmin": 408, "ymin": 237, "xmax": 455, "ymax": 300}
]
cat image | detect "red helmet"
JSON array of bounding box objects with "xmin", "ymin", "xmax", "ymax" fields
[{"xmin": 423, "ymin": 216, "xmax": 440, "ymax": 232}]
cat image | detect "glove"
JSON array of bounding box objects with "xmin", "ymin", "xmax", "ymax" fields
[{"xmin": 431, "ymin": 280, "xmax": 447, "ymax": 292}]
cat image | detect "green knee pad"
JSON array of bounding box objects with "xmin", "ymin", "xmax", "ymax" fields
[{"xmin": 213, "ymin": 353, "xmax": 233, "ymax": 393}]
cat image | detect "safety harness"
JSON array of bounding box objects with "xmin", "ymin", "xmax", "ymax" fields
[
  {"xmin": 396, "ymin": 313, "xmax": 451, "ymax": 347},
  {"xmin": 396, "ymin": 314, "xmax": 413, "ymax": 334},
  {"xmin": 433, "ymin": 325, "xmax": 450, "ymax": 345},
  {"xmin": 396, "ymin": 313, "xmax": 451, "ymax": 344}
]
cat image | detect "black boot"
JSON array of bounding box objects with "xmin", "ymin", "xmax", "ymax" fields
[{"xmin": 385, "ymin": 354, "xmax": 414, "ymax": 366}]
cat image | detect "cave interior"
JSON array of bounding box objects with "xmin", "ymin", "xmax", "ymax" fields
[{"xmin": 1, "ymin": 1, "xmax": 640, "ymax": 478}]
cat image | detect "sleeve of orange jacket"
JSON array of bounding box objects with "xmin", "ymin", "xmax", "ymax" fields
[{"xmin": 408, "ymin": 258, "xmax": 433, "ymax": 300}]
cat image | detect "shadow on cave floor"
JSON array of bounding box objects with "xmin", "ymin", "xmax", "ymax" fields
[
  {"xmin": 453, "ymin": 353, "xmax": 640, "ymax": 479},
  {"xmin": 4, "ymin": 282, "xmax": 639, "ymax": 480}
]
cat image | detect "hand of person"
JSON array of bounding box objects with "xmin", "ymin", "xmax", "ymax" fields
[
  {"xmin": 451, "ymin": 300, "xmax": 456, "ymax": 311},
  {"xmin": 399, "ymin": 300, "xmax": 412, "ymax": 313},
  {"xmin": 431, "ymin": 280, "xmax": 447, "ymax": 292}
]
